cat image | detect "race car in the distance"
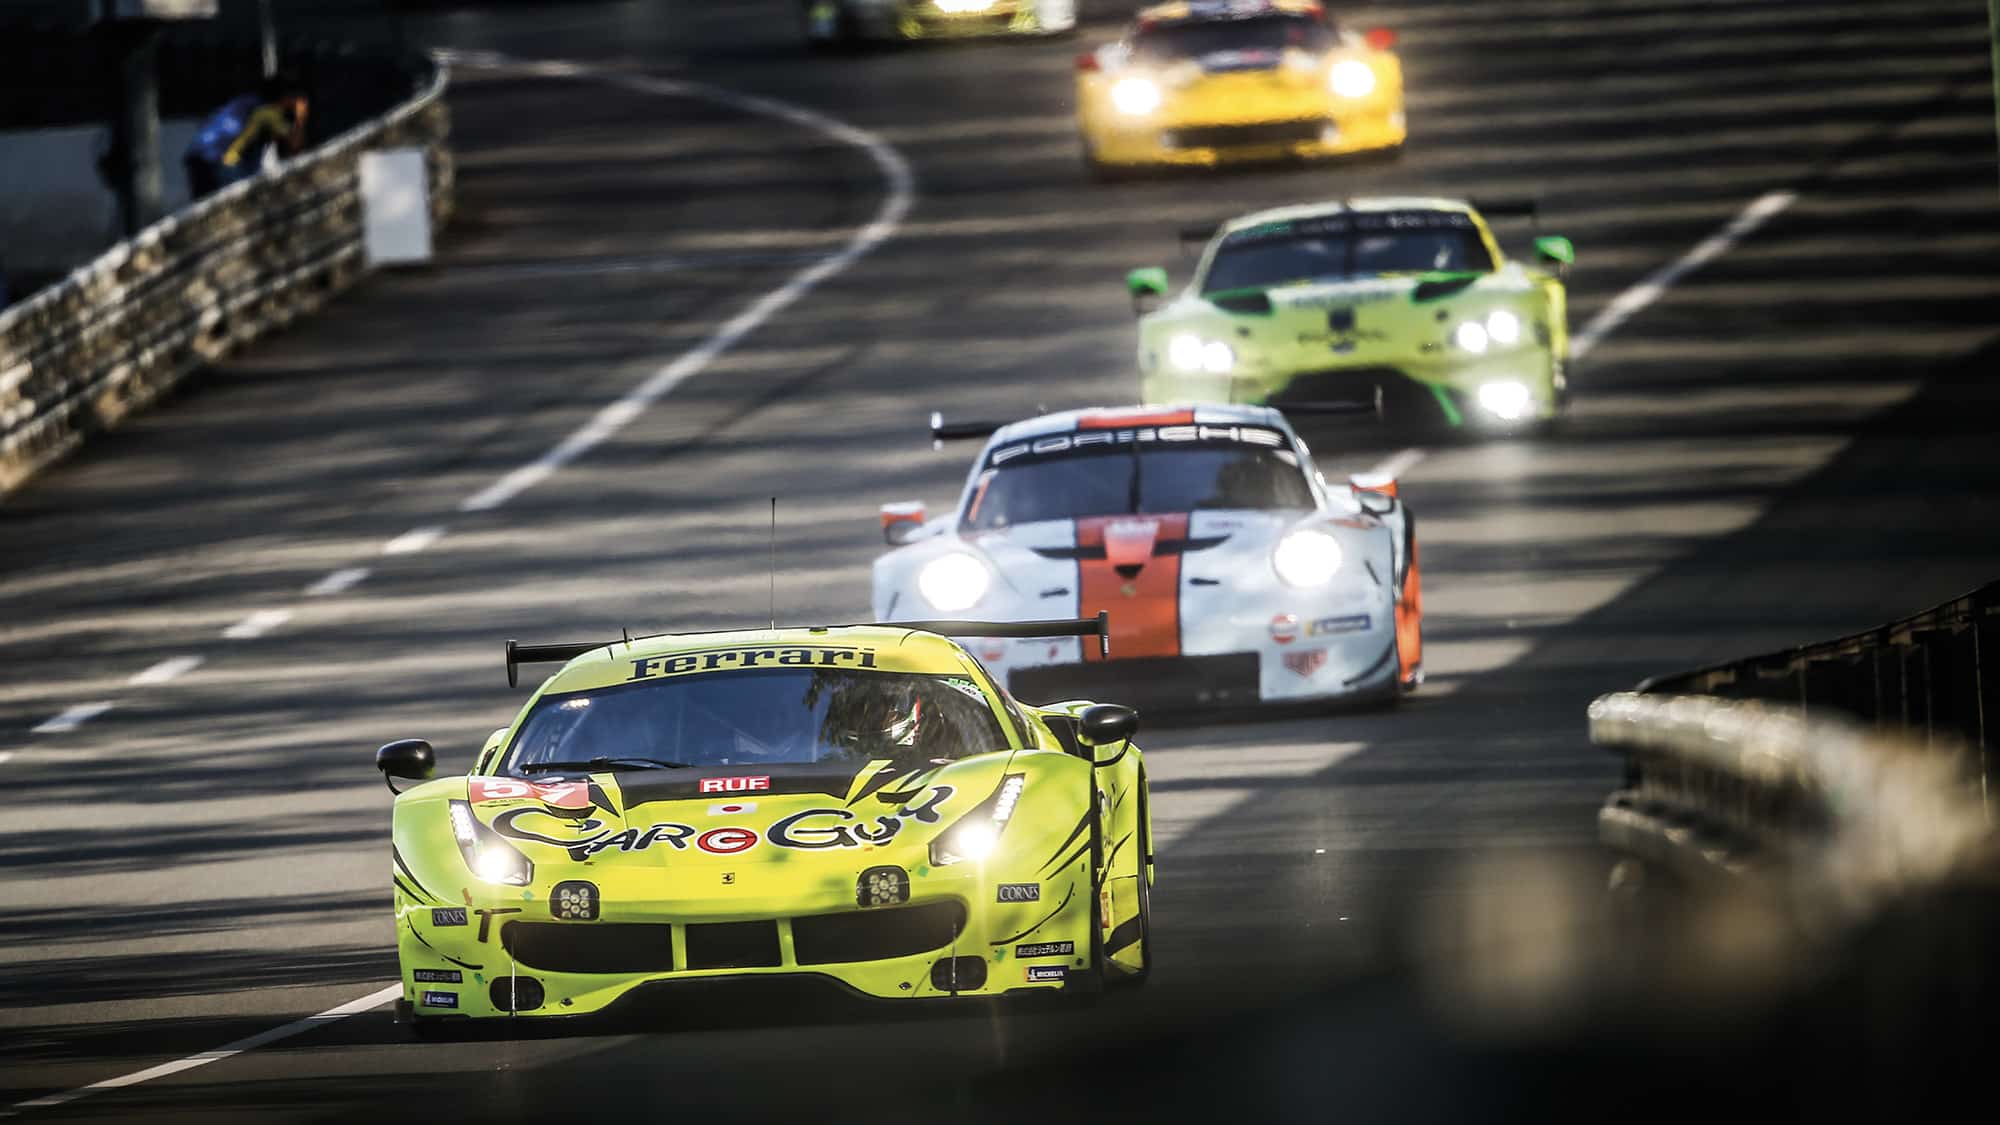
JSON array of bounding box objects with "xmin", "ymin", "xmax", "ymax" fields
[
  {"xmin": 1075, "ymin": 0, "xmax": 1405, "ymax": 176},
  {"xmin": 803, "ymin": 0, "xmax": 1075, "ymax": 47},
  {"xmin": 375, "ymin": 616, "xmax": 1151, "ymax": 1031},
  {"xmin": 874, "ymin": 404, "xmax": 1421, "ymax": 711},
  {"xmin": 1127, "ymin": 196, "xmax": 1576, "ymax": 430}
]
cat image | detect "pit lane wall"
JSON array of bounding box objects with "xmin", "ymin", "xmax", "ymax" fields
[
  {"xmin": 0, "ymin": 40, "xmax": 451, "ymax": 497},
  {"xmin": 1591, "ymin": 579, "xmax": 1999, "ymax": 909}
]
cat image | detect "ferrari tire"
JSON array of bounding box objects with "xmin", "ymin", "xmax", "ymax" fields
[{"xmin": 1117, "ymin": 777, "xmax": 1154, "ymax": 987}]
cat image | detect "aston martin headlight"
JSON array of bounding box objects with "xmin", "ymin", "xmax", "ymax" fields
[
  {"xmin": 1272, "ymin": 528, "xmax": 1344, "ymax": 588},
  {"xmin": 448, "ymin": 799, "xmax": 534, "ymax": 886},
  {"xmin": 1476, "ymin": 380, "xmax": 1534, "ymax": 421},
  {"xmin": 935, "ymin": 0, "xmax": 994, "ymax": 11},
  {"xmin": 1167, "ymin": 334, "xmax": 1205, "ymax": 371},
  {"xmin": 930, "ymin": 774, "xmax": 1026, "ymax": 867},
  {"xmin": 1200, "ymin": 340, "xmax": 1234, "ymax": 373},
  {"xmin": 917, "ymin": 552, "xmax": 990, "ymax": 613},
  {"xmin": 1485, "ymin": 309, "xmax": 1521, "ymax": 346},
  {"xmin": 1453, "ymin": 320, "xmax": 1490, "ymax": 354},
  {"xmin": 1168, "ymin": 335, "xmax": 1234, "ymax": 373},
  {"xmin": 1111, "ymin": 76, "xmax": 1163, "ymax": 116},
  {"xmin": 1329, "ymin": 59, "xmax": 1377, "ymax": 98}
]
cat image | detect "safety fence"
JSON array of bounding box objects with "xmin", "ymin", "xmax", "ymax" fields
[
  {"xmin": 1592, "ymin": 581, "xmax": 1999, "ymax": 908},
  {"xmin": 0, "ymin": 41, "xmax": 451, "ymax": 496}
]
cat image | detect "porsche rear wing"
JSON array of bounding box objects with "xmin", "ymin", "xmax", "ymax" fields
[
  {"xmin": 929, "ymin": 410, "xmax": 1007, "ymax": 446},
  {"xmin": 504, "ymin": 612, "xmax": 1112, "ymax": 685}
]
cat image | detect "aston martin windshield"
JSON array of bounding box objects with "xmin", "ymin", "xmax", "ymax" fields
[
  {"xmin": 1203, "ymin": 211, "xmax": 1493, "ymax": 293},
  {"xmin": 502, "ymin": 669, "xmax": 1008, "ymax": 772},
  {"xmin": 964, "ymin": 441, "xmax": 1314, "ymax": 529}
]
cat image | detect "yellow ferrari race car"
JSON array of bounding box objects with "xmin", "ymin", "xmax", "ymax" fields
[
  {"xmin": 374, "ymin": 616, "xmax": 1152, "ymax": 1032},
  {"xmin": 1076, "ymin": 0, "xmax": 1404, "ymax": 177}
]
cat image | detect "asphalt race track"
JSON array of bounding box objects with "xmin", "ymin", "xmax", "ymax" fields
[{"xmin": 3, "ymin": 1, "xmax": 1999, "ymax": 1120}]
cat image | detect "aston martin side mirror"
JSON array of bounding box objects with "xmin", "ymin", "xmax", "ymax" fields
[{"xmin": 1126, "ymin": 267, "xmax": 1168, "ymax": 315}]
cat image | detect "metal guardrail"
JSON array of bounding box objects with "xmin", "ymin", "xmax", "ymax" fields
[{"xmin": 0, "ymin": 49, "xmax": 452, "ymax": 497}]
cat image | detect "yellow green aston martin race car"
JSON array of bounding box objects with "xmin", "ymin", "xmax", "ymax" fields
[
  {"xmin": 1128, "ymin": 196, "xmax": 1576, "ymax": 429},
  {"xmin": 374, "ymin": 616, "xmax": 1151, "ymax": 1032}
]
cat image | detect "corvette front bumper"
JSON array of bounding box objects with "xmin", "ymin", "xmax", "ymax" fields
[{"xmin": 1085, "ymin": 108, "xmax": 1405, "ymax": 168}]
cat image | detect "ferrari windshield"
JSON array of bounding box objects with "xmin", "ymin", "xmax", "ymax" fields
[
  {"xmin": 500, "ymin": 669, "xmax": 1009, "ymax": 773},
  {"xmin": 1133, "ymin": 15, "xmax": 1335, "ymax": 61},
  {"xmin": 1203, "ymin": 211, "xmax": 1494, "ymax": 293},
  {"xmin": 963, "ymin": 438, "xmax": 1315, "ymax": 530}
]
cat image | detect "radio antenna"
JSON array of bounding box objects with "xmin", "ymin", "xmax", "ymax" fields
[{"xmin": 768, "ymin": 496, "xmax": 778, "ymax": 632}]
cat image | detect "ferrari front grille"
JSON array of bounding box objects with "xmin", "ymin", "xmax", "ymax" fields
[
  {"xmin": 684, "ymin": 920, "xmax": 782, "ymax": 970},
  {"xmin": 502, "ymin": 922, "xmax": 675, "ymax": 974},
  {"xmin": 792, "ymin": 900, "xmax": 967, "ymax": 966}
]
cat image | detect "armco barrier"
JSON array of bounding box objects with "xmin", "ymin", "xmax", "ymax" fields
[{"xmin": 0, "ymin": 51, "xmax": 451, "ymax": 497}]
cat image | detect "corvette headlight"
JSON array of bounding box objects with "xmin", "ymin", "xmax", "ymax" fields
[
  {"xmin": 1476, "ymin": 380, "xmax": 1534, "ymax": 421},
  {"xmin": 1329, "ymin": 59, "xmax": 1376, "ymax": 98},
  {"xmin": 448, "ymin": 799, "xmax": 534, "ymax": 886},
  {"xmin": 918, "ymin": 552, "xmax": 990, "ymax": 613},
  {"xmin": 1273, "ymin": 528, "xmax": 1344, "ymax": 588},
  {"xmin": 1485, "ymin": 310, "xmax": 1521, "ymax": 346},
  {"xmin": 930, "ymin": 774, "xmax": 1026, "ymax": 867},
  {"xmin": 1111, "ymin": 77, "xmax": 1162, "ymax": 116},
  {"xmin": 1453, "ymin": 320, "xmax": 1490, "ymax": 354}
]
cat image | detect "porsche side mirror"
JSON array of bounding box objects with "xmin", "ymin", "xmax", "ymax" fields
[
  {"xmin": 880, "ymin": 501, "xmax": 926, "ymax": 546},
  {"xmin": 376, "ymin": 738, "xmax": 436, "ymax": 794},
  {"xmin": 1533, "ymin": 235, "xmax": 1574, "ymax": 279},
  {"xmin": 1076, "ymin": 704, "xmax": 1139, "ymax": 766},
  {"xmin": 1126, "ymin": 267, "xmax": 1168, "ymax": 315},
  {"xmin": 1354, "ymin": 490, "xmax": 1395, "ymax": 516}
]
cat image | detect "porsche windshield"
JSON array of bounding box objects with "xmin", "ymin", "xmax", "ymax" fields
[
  {"xmin": 1133, "ymin": 15, "xmax": 1335, "ymax": 61},
  {"xmin": 1203, "ymin": 211, "xmax": 1494, "ymax": 293},
  {"xmin": 500, "ymin": 669, "xmax": 1009, "ymax": 773},
  {"xmin": 963, "ymin": 439, "xmax": 1314, "ymax": 529}
]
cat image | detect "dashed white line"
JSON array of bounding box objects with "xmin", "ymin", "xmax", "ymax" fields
[
  {"xmin": 6, "ymin": 985, "xmax": 402, "ymax": 1115},
  {"xmin": 31, "ymin": 702, "xmax": 115, "ymax": 734},
  {"xmin": 1365, "ymin": 446, "xmax": 1428, "ymax": 481},
  {"xmin": 126, "ymin": 655, "xmax": 204, "ymax": 687},
  {"xmin": 0, "ymin": 752, "xmax": 13, "ymax": 765},
  {"xmin": 305, "ymin": 567, "xmax": 371, "ymax": 596},
  {"xmin": 221, "ymin": 609, "xmax": 294, "ymax": 640},
  {"xmin": 1570, "ymin": 189, "xmax": 1798, "ymax": 360},
  {"xmin": 457, "ymin": 61, "xmax": 915, "ymax": 513},
  {"xmin": 381, "ymin": 526, "xmax": 446, "ymax": 556}
]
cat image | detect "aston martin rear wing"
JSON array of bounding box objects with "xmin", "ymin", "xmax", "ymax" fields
[{"xmin": 505, "ymin": 612, "xmax": 1113, "ymax": 685}]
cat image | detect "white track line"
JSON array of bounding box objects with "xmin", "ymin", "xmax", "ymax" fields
[
  {"xmin": 381, "ymin": 526, "xmax": 446, "ymax": 556},
  {"xmin": 127, "ymin": 656, "xmax": 204, "ymax": 687},
  {"xmin": 305, "ymin": 567, "xmax": 371, "ymax": 596},
  {"xmin": 458, "ymin": 62, "xmax": 915, "ymax": 513},
  {"xmin": 1366, "ymin": 446, "xmax": 1428, "ymax": 481},
  {"xmin": 31, "ymin": 702, "xmax": 115, "ymax": 734},
  {"xmin": 220, "ymin": 609, "xmax": 294, "ymax": 640},
  {"xmin": 5, "ymin": 985, "xmax": 402, "ymax": 1115},
  {"xmin": 1570, "ymin": 190, "xmax": 1798, "ymax": 360},
  {"xmin": 6, "ymin": 55, "xmax": 914, "ymax": 1116}
]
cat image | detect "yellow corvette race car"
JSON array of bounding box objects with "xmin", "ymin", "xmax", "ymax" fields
[
  {"xmin": 1076, "ymin": 0, "xmax": 1404, "ymax": 176},
  {"xmin": 374, "ymin": 616, "xmax": 1151, "ymax": 1032}
]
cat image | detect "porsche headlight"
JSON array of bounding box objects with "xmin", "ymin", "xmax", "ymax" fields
[
  {"xmin": 917, "ymin": 552, "xmax": 991, "ymax": 613},
  {"xmin": 1111, "ymin": 76, "xmax": 1162, "ymax": 116},
  {"xmin": 930, "ymin": 774, "xmax": 1026, "ymax": 867},
  {"xmin": 1453, "ymin": 320, "xmax": 1490, "ymax": 354},
  {"xmin": 448, "ymin": 799, "xmax": 534, "ymax": 886},
  {"xmin": 1273, "ymin": 528, "xmax": 1344, "ymax": 588},
  {"xmin": 1329, "ymin": 59, "xmax": 1377, "ymax": 98},
  {"xmin": 1485, "ymin": 309, "xmax": 1521, "ymax": 346}
]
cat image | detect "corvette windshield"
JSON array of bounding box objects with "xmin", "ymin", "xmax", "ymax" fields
[
  {"xmin": 1133, "ymin": 15, "xmax": 1334, "ymax": 60},
  {"xmin": 501, "ymin": 669, "xmax": 1008, "ymax": 774},
  {"xmin": 963, "ymin": 443, "xmax": 1314, "ymax": 530},
  {"xmin": 1203, "ymin": 214, "xmax": 1494, "ymax": 293}
]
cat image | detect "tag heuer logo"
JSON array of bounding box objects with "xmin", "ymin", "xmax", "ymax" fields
[
  {"xmin": 1283, "ymin": 649, "xmax": 1329, "ymax": 678},
  {"xmin": 996, "ymin": 883, "xmax": 1040, "ymax": 903}
]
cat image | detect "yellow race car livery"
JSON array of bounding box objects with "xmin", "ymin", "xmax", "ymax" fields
[
  {"xmin": 375, "ymin": 617, "xmax": 1151, "ymax": 1031},
  {"xmin": 1076, "ymin": 0, "xmax": 1404, "ymax": 176}
]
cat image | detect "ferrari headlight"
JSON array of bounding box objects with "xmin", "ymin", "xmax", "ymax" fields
[
  {"xmin": 1476, "ymin": 380, "xmax": 1534, "ymax": 421},
  {"xmin": 1453, "ymin": 320, "xmax": 1490, "ymax": 354},
  {"xmin": 1111, "ymin": 77, "xmax": 1162, "ymax": 116},
  {"xmin": 930, "ymin": 774, "xmax": 1026, "ymax": 867},
  {"xmin": 448, "ymin": 799, "xmax": 535, "ymax": 886},
  {"xmin": 1273, "ymin": 528, "xmax": 1344, "ymax": 588},
  {"xmin": 1485, "ymin": 310, "xmax": 1521, "ymax": 346},
  {"xmin": 918, "ymin": 552, "xmax": 990, "ymax": 613},
  {"xmin": 1329, "ymin": 59, "xmax": 1377, "ymax": 98}
]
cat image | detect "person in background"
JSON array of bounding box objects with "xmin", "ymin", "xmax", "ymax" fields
[{"xmin": 183, "ymin": 73, "xmax": 309, "ymax": 200}]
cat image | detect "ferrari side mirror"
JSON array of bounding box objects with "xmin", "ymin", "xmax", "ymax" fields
[
  {"xmin": 1126, "ymin": 267, "xmax": 1168, "ymax": 315},
  {"xmin": 1077, "ymin": 704, "xmax": 1139, "ymax": 766},
  {"xmin": 376, "ymin": 739, "xmax": 436, "ymax": 794}
]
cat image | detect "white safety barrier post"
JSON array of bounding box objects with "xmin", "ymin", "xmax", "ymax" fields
[{"xmin": 360, "ymin": 148, "xmax": 433, "ymax": 267}]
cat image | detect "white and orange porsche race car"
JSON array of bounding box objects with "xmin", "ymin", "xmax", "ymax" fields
[{"xmin": 871, "ymin": 404, "xmax": 1421, "ymax": 711}]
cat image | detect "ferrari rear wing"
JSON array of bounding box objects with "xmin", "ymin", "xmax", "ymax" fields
[
  {"xmin": 506, "ymin": 639, "xmax": 610, "ymax": 687},
  {"xmin": 883, "ymin": 611, "xmax": 1112, "ymax": 659}
]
